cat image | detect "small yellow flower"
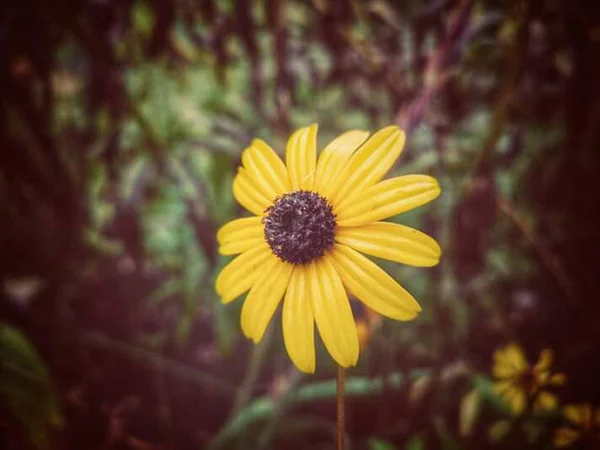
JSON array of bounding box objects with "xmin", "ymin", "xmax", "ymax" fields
[
  {"xmin": 492, "ymin": 343, "xmax": 566, "ymax": 415},
  {"xmin": 554, "ymin": 404, "xmax": 600, "ymax": 447},
  {"xmin": 216, "ymin": 125, "xmax": 441, "ymax": 373}
]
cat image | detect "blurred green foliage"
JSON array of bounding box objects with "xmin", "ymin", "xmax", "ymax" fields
[
  {"xmin": 1, "ymin": 0, "xmax": 599, "ymax": 449},
  {"xmin": 0, "ymin": 323, "xmax": 62, "ymax": 449}
]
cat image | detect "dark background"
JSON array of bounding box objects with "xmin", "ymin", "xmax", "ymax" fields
[{"xmin": 1, "ymin": 0, "xmax": 600, "ymax": 449}]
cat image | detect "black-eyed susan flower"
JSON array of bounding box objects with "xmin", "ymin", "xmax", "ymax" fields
[
  {"xmin": 216, "ymin": 125, "xmax": 441, "ymax": 373},
  {"xmin": 492, "ymin": 343, "xmax": 566, "ymax": 415},
  {"xmin": 554, "ymin": 404, "xmax": 600, "ymax": 447}
]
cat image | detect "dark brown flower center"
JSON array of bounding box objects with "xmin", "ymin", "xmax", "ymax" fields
[
  {"xmin": 519, "ymin": 369, "xmax": 538, "ymax": 391},
  {"xmin": 263, "ymin": 190, "xmax": 336, "ymax": 265}
]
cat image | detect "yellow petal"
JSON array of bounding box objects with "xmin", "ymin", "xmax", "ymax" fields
[
  {"xmin": 534, "ymin": 349, "xmax": 553, "ymax": 373},
  {"xmin": 215, "ymin": 243, "xmax": 273, "ymax": 303},
  {"xmin": 563, "ymin": 403, "xmax": 592, "ymax": 428},
  {"xmin": 241, "ymin": 139, "xmax": 290, "ymax": 200},
  {"xmin": 534, "ymin": 391, "xmax": 558, "ymax": 411},
  {"xmin": 564, "ymin": 404, "xmax": 587, "ymax": 425},
  {"xmin": 219, "ymin": 238, "xmax": 265, "ymax": 255},
  {"xmin": 233, "ymin": 168, "xmax": 271, "ymax": 216},
  {"xmin": 510, "ymin": 388, "xmax": 526, "ymax": 415},
  {"xmin": 335, "ymin": 221, "xmax": 441, "ymax": 267},
  {"xmin": 241, "ymin": 258, "xmax": 293, "ymax": 343},
  {"xmin": 314, "ymin": 130, "xmax": 369, "ymax": 198},
  {"xmin": 329, "ymin": 244, "xmax": 421, "ymax": 320},
  {"xmin": 492, "ymin": 344, "xmax": 527, "ymax": 379},
  {"xmin": 554, "ymin": 427, "xmax": 580, "ymax": 447},
  {"xmin": 335, "ymin": 175, "xmax": 441, "ymax": 227},
  {"xmin": 217, "ymin": 216, "xmax": 263, "ymax": 244},
  {"xmin": 286, "ymin": 124, "xmax": 318, "ymax": 190},
  {"xmin": 550, "ymin": 373, "xmax": 567, "ymax": 386},
  {"xmin": 328, "ymin": 126, "xmax": 405, "ymax": 207},
  {"xmin": 504, "ymin": 344, "xmax": 529, "ymax": 371},
  {"xmin": 308, "ymin": 257, "xmax": 359, "ymax": 368},
  {"xmin": 283, "ymin": 267, "xmax": 316, "ymax": 373},
  {"xmin": 492, "ymin": 380, "xmax": 514, "ymax": 396}
]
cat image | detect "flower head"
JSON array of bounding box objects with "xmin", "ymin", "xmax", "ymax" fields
[
  {"xmin": 492, "ymin": 343, "xmax": 566, "ymax": 415},
  {"xmin": 554, "ymin": 404, "xmax": 600, "ymax": 447},
  {"xmin": 216, "ymin": 125, "xmax": 441, "ymax": 373}
]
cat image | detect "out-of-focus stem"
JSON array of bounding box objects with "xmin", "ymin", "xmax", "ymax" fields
[
  {"xmin": 231, "ymin": 325, "xmax": 275, "ymax": 417},
  {"xmin": 337, "ymin": 365, "xmax": 346, "ymax": 450}
]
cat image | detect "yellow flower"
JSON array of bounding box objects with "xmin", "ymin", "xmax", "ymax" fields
[
  {"xmin": 492, "ymin": 343, "xmax": 566, "ymax": 415},
  {"xmin": 554, "ymin": 404, "xmax": 600, "ymax": 447},
  {"xmin": 216, "ymin": 125, "xmax": 441, "ymax": 373}
]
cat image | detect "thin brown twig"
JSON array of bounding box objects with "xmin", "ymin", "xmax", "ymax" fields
[
  {"xmin": 497, "ymin": 195, "xmax": 575, "ymax": 302},
  {"xmin": 394, "ymin": 0, "xmax": 473, "ymax": 135}
]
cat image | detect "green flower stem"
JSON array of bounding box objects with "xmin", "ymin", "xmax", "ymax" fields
[
  {"xmin": 337, "ymin": 365, "xmax": 346, "ymax": 450},
  {"xmin": 231, "ymin": 325, "xmax": 276, "ymax": 417}
]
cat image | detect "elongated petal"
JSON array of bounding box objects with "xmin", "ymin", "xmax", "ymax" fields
[
  {"xmin": 336, "ymin": 222, "xmax": 441, "ymax": 267},
  {"xmin": 241, "ymin": 139, "xmax": 290, "ymax": 200},
  {"xmin": 534, "ymin": 391, "xmax": 558, "ymax": 411},
  {"xmin": 219, "ymin": 238, "xmax": 265, "ymax": 255},
  {"xmin": 550, "ymin": 373, "xmax": 567, "ymax": 386},
  {"xmin": 283, "ymin": 267, "xmax": 315, "ymax": 373},
  {"xmin": 554, "ymin": 427, "xmax": 580, "ymax": 447},
  {"xmin": 534, "ymin": 349, "xmax": 553, "ymax": 373},
  {"xmin": 493, "ymin": 344, "xmax": 528, "ymax": 379},
  {"xmin": 328, "ymin": 126, "xmax": 405, "ymax": 207},
  {"xmin": 504, "ymin": 344, "xmax": 529, "ymax": 372},
  {"xmin": 564, "ymin": 404, "xmax": 592, "ymax": 426},
  {"xmin": 217, "ymin": 217, "xmax": 264, "ymax": 244},
  {"xmin": 329, "ymin": 244, "xmax": 420, "ymax": 320},
  {"xmin": 233, "ymin": 168, "xmax": 271, "ymax": 216},
  {"xmin": 308, "ymin": 257, "xmax": 359, "ymax": 368},
  {"xmin": 286, "ymin": 124, "xmax": 318, "ymax": 190},
  {"xmin": 492, "ymin": 380, "xmax": 513, "ymax": 396},
  {"xmin": 241, "ymin": 258, "xmax": 293, "ymax": 342},
  {"xmin": 314, "ymin": 130, "xmax": 369, "ymax": 198},
  {"xmin": 335, "ymin": 175, "xmax": 441, "ymax": 227},
  {"xmin": 215, "ymin": 243, "xmax": 273, "ymax": 303},
  {"xmin": 217, "ymin": 217, "xmax": 265, "ymax": 255},
  {"xmin": 509, "ymin": 388, "xmax": 526, "ymax": 414}
]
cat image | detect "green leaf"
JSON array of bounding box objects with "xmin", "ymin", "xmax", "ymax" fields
[
  {"xmin": 208, "ymin": 373, "xmax": 407, "ymax": 450},
  {"xmin": 404, "ymin": 435, "xmax": 424, "ymax": 450},
  {"xmin": 0, "ymin": 323, "xmax": 62, "ymax": 449},
  {"xmin": 459, "ymin": 388, "xmax": 481, "ymax": 436},
  {"xmin": 473, "ymin": 375, "xmax": 512, "ymax": 415},
  {"xmin": 368, "ymin": 437, "xmax": 397, "ymax": 450},
  {"xmin": 214, "ymin": 299, "xmax": 239, "ymax": 355},
  {"xmin": 488, "ymin": 420, "xmax": 511, "ymax": 443}
]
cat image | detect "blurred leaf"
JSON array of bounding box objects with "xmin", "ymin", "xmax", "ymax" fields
[
  {"xmin": 369, "ymin": 2, "xmax": 401, "ymax": 30},
  {"xmin": 214, "ymin": 298, "xmax": 239, "ymax": 355},
  {"xmin": 175, "ymin": 313, "xmax": 194, "ymax": 347},
  {"xmin": 409, "ymin": 373, "xmax": 433, "ymax": 407},
  {"xmin": 522, "ymin": 422, "xmax": 544, "ymax": 443},
  {"xmin": 121, "ymin": 155, "xmax": 149, "ymax": 202},
  {"xmin": 488, "ymin": 419, "xmax": 511, "ymax": 443},
  {"xmin": 208, "ymin": 373, "xmax": 407, "ymax": 450},
  {"xmin": 459, "ymin": 388, "xmax": 481, "ymax": 436},
  {"xmin": 369, "ymin": 437, "xmax": 397, "ymax": 450},
  {"xmin": 147, "ymin": 278, "xmax": 181, "ymax": 308},
  {"xmin": 404, "ymin": 436, "xmax": 424, "ymax": 450},
  {"xmin": 0, "ymin": 323, "xmax": 62, "ymax": 449},
  {"xmin": 433, "ymin": 417, "xmax": 463, "ymax": 450},
  {"xmin": 473, "ymin": 375, "xmax": 512, "ymax": 414},
  {"xmin": 133, "ymin": 0, "xmax": 155, "ymax": 36}
]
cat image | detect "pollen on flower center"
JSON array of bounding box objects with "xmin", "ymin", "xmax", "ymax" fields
[{"xmin": 263, "ymin": 190, "xmax": 336, "ymax": 265}]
